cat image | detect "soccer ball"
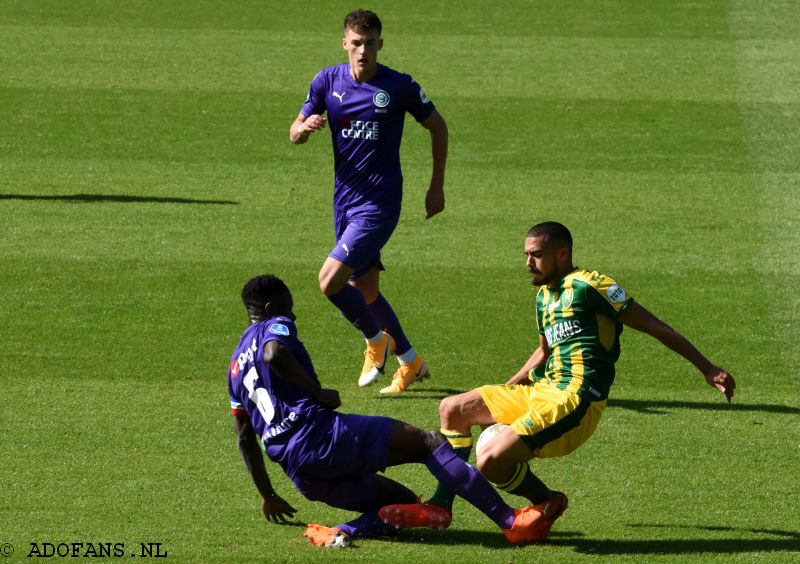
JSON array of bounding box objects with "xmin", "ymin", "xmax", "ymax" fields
[{"xmin": 475, "ymin": 423, "xmax": 509, "ymax": 457}]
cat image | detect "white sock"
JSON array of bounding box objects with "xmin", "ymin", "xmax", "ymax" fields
[
  {"xmin": 366, "ymin": 331, "xmax": 384, "ymax": 345},
  {"xmin": 396, "ymin": 348, "xmax": 416, "ymax": 365}
]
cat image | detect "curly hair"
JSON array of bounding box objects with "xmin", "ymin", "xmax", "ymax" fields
[
  {"xmin": 344, "ymin": 9, "xmax": 382, "ymax": 35},
  {"xmin": 241, "ymin": 274, "xmax": 289, "ymax": 311}
]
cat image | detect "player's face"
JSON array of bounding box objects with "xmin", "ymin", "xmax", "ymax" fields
[
  {"xmin": 525, "ymin": 236, "xmax": 563, "ymax": 288},
  {"xmin": 343, "ymin": 26, "xmax": 382, "ymax": 79},
  {"xmin": 268, "ymin": 291, "xmax": 296, "ymax": 321}
]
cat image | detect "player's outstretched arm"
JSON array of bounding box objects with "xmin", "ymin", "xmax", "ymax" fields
[
  {"xmin": 618, "ymin": 302, "xmax": 735, "ymax": 402},
  {"xmin": 263, "ymin": 340, "xmax": 341, "ymax": 410},
  {"xmin": 233, "ymin": 412, "xmax": 298, "ymax": 522},
  {"xmin": 420, "ymin": 110, "xmax": 448, "ymax": 219},
  {"xmin": 289, "ymin": 113, "xmax": 327, "ymax": 144}
]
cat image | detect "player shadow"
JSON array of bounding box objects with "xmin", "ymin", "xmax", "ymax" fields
[
  {"xmin": 607, "ymin": 398, "xmax": 800, "ymax": 415},
  {"xmin": 548, "ymin": 523, "xmax": 800, "ymax": 556},
  {"xmin": 380, "ymin": 524, "xmax": 800, "ymax": 554},
  {"xmin": 0, "ymin": 193, "xmax": 238, "ymax": 205},
  {"xmin": 372, "ymin": 527, "xmax": 515, "ymax": 549},
  {"xmin": 376, "ymin": 387, "xmax": 466, "ymax": 401}
]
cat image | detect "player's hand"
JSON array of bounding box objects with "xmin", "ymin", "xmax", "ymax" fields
[
  {"xmin": 302, "ymin": 114, "xmax": 327, "ymax": 133},
  {"xmin": 262, "ymin": 493, "xmax": 297, "ymax": 523},
  {"xmin": 703, "ymin": 366, "xmax": 735, "ymax": 402},
  {"xmin": 315, "ymin": 388, "xmax": 341, "ymax": 410},
  {"xmin": 425, "ymin": 185, "xmax": 445, "ymax": 219},
  {"xmin": 505, "ymin": 371, "xmax": 532, "ymax": 386}
]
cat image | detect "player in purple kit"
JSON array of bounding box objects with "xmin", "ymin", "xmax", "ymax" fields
[
  {"xmin": 229, "ymin": 274, "xmax": 552, "ymax": 547},
  {"xmin": 289, "ymin": 9, "xmax": 448, "ymax": 393}
]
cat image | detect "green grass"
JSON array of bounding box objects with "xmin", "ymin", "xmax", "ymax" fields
[{"xmin": 1, "ymin": 1, "xmax": 798, "ymax": 562}]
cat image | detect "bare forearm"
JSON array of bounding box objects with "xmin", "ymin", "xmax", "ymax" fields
[
  {"xmin": 235, "ymin": 418, "xmax": 274, "ymax": 499},
  {"xmin": 429, "ymin": 124, "xmax": 448, "ymax": 188},
  {"xmin": 290, "ymin": 113, "xmax": 326, "ymax": 144},
  {"xmin": 289, "ymin": 117, "xmax": 311, "ymax": 144},
  {"xmin": 507, "ymin": 346, "xmax": 549, "ymax": 385},
  {"xmin": 622, "ymin": 304, "xmax": 715, "ymax": 375},
  {"xmin": 619, "ymin": 302, "xmax": 735, "ymax": 401},
  {"xmin": 652, "ymin": 322, "xmax": 716, "ymax": 375}
]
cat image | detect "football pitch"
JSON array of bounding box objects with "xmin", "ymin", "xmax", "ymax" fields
[{"xmin": 1, "ymin": 1, "xmax": 798, "ymax": 562}]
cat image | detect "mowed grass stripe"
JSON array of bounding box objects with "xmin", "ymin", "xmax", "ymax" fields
[
  {"xmin": 8, "ymin": 86, "xmax": 795, "ymax": 175},
  {"xmin": 5, "ymin": 22, "xmax": 758, "ymax": 104}
]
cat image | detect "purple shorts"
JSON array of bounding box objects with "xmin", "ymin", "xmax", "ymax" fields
[
  {"xmin": 291, "ymin": 412, "xmax": 394, "ymax": 512},
  {"xmin": 329, "ymin": 207, "xmax": 400, "ymax": 279}
]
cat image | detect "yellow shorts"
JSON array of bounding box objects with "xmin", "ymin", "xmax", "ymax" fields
[{"xmin": 476, "ymin": 382, "xmax": 606, "ymax": 458}]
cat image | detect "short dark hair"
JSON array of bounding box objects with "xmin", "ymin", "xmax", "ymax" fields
[
  {"xmin": 344, "ymin": 9, "xmax": 382, "ymax": 36},
  {"xmin": 241, "ymin": 275, "xmax": 290, "ymax": 311},
  {"xmin": 526, "ymin": 221, "xmax": 573, "ymax": 251}
]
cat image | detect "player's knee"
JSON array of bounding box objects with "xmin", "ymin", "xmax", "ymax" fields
[
  {"xmin": 319, "ymin": 270, "xmax": 344, "ymax": 296},
  {"xmin": 475, "ymin": 443, "xmax": 506, "ymax": 483},
  {"xmin": 439, "ymin": 395, "xmax": 463, "ymax": 427},
  {"xmin": 439, "ymin": 395, "xmax": 455, "ymax": 419}
]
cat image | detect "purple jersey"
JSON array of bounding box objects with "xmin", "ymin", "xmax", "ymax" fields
[
  {"xmin": 300, "ymin": 63, "xmax": 435, "ymax": 213},
  {"xmin": 228, "ymin": 316, "xmax": 334, "ymax": 477}
]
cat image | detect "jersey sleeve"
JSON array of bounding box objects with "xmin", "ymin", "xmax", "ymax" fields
[
  {"xmin": 583, "ymin": 273, "xmax": 634, "ymax": 318},
  {"xmin": 404, "ymin": 75, "xmax": 436, "ymax": 122},
  {"xmin": 300, "ymin": 70, "xmax": 328, "ymax": 117},
  {"xmin": 535, "ymin": 288, "xmax": 546, "ymax": 335},
  {"xmin": 261, "ymin": 318, "xmax": 297, "ymax": 345},
  {"xmin": 230, "ymin": 396, "xmax": 246, "ymax": 415},
  {"xmin": 228, "ymin": 360, "xmax": 247, "ymax": 415}
]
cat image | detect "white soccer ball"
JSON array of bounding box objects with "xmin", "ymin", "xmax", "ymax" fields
[{"xmin": 475, "ymin": 423, "xmax": 509, "ymax": 457}]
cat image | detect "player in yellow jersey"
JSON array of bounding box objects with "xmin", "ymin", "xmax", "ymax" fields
[{"xmin": 379, "ymin": 221, "xmax": 735, "ymax": 542}]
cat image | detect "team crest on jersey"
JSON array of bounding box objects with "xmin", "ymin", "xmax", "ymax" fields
[
  {"xmin": 562, "ymin": 289, "xmax": 574, "ymax": 310},
  {"xmin": 268, "ymin": 323, "xmax": 290, "ymax": 336},
  {"xmin": 373, "ymin": 90, "xmax": 390, "ymax": 108},
  {"xmin": 606, "ymin": 284, "xmax": 626, "ymax": 304}
]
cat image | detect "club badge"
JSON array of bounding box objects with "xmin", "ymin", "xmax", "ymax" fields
[{"xmin": 373, "ymin": 90, "xmax": 390, "ymax": 108}]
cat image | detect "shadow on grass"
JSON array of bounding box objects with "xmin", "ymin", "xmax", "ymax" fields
[
  {"xmin": 369, "ymin": 527, "xmax": 513, "ymax": 549},
  {"xmin": 375, "ymin": 387, "xmax": 467, "ymax": 401},
  {"xmin": 1, "ymin": 193, "xmax": 238, "ymax": 205},
  {"xmin": 550, "ymin": 523, "xmax": 800, "ymax": 555},
  {"xmin": 608, "ymin": 398, "xmax": 799, "ymax": 415},
  {"xmin": 379, "ymin": 524, "xmax": 800, "ymax": 555}
]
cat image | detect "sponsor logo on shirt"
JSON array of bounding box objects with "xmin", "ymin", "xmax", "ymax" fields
[
  {"xmin": 373, "ymin": 90, "xmax": 390, "ymax": 108},
  {"xmin": 268, "ymin": 323, "xmax": 290, "ymax": 336},
  {"xmin": 234, "ymin": 338, "xmax": 258, "ymax": 375},
  {"xmin": 333, "ymin": 91, "xmax": 345, "ymax": 103},
  {"xmin": 340, "ymin": 118, "xmax": 379, "ymax": 140},
  {"xmin": 544, "ymin": 319, "xmax": 582, "ymax": 346}
]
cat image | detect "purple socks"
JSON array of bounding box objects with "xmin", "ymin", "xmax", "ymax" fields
[
  {"xmin": 368, "ymin": 293, "xmax": 411, "ymax": 355},
  {"xmin": 327, "ymin": 284, "xmax": 380, "ymax": 338},
  {"xmin": 426, "ymin": 443, "xmax": 516, "ymax": 530}
]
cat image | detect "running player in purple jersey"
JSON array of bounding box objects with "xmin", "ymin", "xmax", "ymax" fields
[
  {"xmin": 229, "ymin": 275, "xmax": 554, "ymax": 548},
  {"xmin": 289, "ymin": 10, "xmax": 448, "ymax": 394}
]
